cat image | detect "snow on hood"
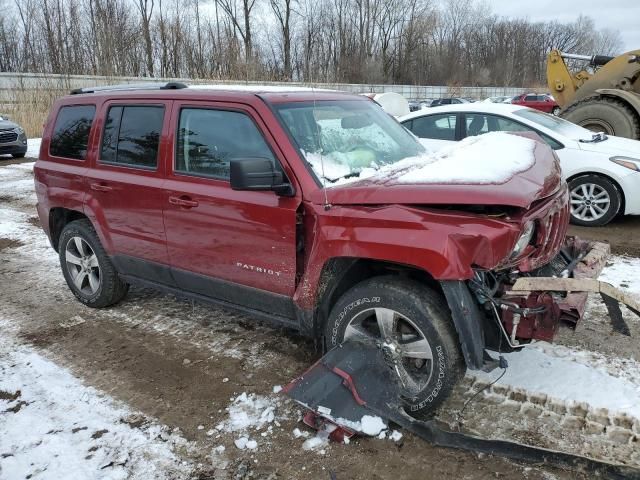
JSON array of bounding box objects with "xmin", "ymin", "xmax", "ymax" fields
[
  {"xmin": 370, "ymin": 132, "xmax": 536, "ymax": 185},
  {"xmin": 0, "ymin": 119, "xmax": 20, "ymax": 130},
  {"xmin": 307, "ymin": 132, "xmax": 537, "ymax": 188}
]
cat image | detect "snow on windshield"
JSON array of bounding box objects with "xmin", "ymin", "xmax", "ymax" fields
[{"xmin": 306, "ymin": 132, "xmax": 537, "ymax": 187}]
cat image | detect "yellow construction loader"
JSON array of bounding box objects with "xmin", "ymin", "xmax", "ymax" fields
[{"xmin": 546, "ymin": 48, "xmax": 640, "ymax": 139}]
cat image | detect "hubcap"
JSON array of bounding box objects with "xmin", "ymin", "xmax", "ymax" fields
[
  {"xmin": 570, "ymin": 183, "xmax": 610, "ymax": 222},
  {"xmin": 343, "ymin": 307, "xmax": 434, "ymax": 396},
  {"xmin": 580, "ymin": 119, "xmax": 615, "ymax": 135},
  {"xmin": 65, "ymin": 236, "xmax": 101, "ymax": 295}
]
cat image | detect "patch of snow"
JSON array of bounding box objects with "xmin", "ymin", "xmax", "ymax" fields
[
  {"xmin": 306, "ymin": 132, "xmax": 537, "ymax": 187},
  {"xmin": 234, "ymin": 437, "xmax": 249, "ymax": 449},
  {"xmin": 292, "ymin": 427, "xmax": 309, "ymax": 439},
  {"xmin": 216, "ymin": 392, "xmax": 277, "ymax": 433},
  {"xmin": 474, "ymin": 346, "xmax": 640, "ymax": 420},
  {"xmin": 0, "ymin": 320, "xmax": 194, "ymax": 480},
  {"xmin": 599, "ymin": 255, "xmax": 640, "ymax": 295},
  {"xmin": 26, "ymin": 137, "xmax": 41, "ymax": 158},
  {"xmin": 272, "ymin": 385, "xmax": 282, "ymax": 394},
  {"xmin": 389, "ymin": 430, "xmax": 403, "ymax": 442},
  {"xmin": 360, "ymin": 415, "xmax": 387, "ymax": 436}
]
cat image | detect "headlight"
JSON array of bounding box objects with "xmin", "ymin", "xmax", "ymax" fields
[
  {"xmin": 510, "ymin": 221, "xmax": 535, "ymax": 259},
  {"xmin": 13, "ymin": 127, "xmax": 24, "ymax": 135},
  {"xmin": 610, "ymin": 156, "xmax": 640, "ymax": 171}
]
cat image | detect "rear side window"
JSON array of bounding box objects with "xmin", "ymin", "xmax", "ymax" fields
[
  {"xmin": 407, "ymin": 114, "xmax": 457, "ymax": 140},
  {"xmin": 175, "ymin": 108, "xmax": 276, "ymax": 179},
  {"xmin": 50, "ymin": 105, "xmax": 96, "ymax": 160},
  {"xmin": 100, "ymin": 105, "xmax": 164, "ymax": 169}
]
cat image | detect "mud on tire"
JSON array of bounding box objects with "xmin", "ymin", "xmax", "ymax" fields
[
  {"xmin": 325, "ymin": 276, "xmax": 465, "ymax": 419},
  {"xmin": 58, "ymin": 219, "xmax": 129, "ymax": 308}
]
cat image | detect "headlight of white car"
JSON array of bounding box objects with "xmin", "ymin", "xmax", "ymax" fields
[
  {"xmin": 510, "ymin": 221, "xmax": 535, "ymax": 259},
  {"xmin": 610, "ymin": 156, "xmax": 640, "ymax": 171}
]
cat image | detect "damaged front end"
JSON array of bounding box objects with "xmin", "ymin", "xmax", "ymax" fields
[{"xmin": 469, "ymin": 236, "xmax": 635, "ymax": 353}]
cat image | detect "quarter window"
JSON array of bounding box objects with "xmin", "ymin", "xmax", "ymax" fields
[
  {"xmin": 50, "ymin": 105, "xmax": 96, "ymax": 160},
  {"xmin": 100, "ymin": 105, "xmax": 164, "ymax": 168},
  {"xmin": 176, "ymin": 108, "xmax": 276, "ymax": 179}
]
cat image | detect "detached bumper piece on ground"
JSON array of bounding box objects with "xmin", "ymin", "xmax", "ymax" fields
[{"xmin": 284, "ymin": 341, "xmax": 640, "ymax": 479}]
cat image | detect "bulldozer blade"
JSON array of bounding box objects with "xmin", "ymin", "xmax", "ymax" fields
[{"xmin": 284, "ymin": 340, "xmax": 640, "ymax": 479}]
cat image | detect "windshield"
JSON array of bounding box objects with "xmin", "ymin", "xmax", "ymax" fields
[
  {"xmin": 274, "ymin": 100, "xmax": 426, "ymax": 184},
  {"xmin": 513, "ymin": 108, "xmax": 594, "ymax": 140}
]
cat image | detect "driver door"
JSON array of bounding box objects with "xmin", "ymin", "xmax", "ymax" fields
[{"xmin": 162, "ymin": 101, "xmax": 301, "ymax": 319}]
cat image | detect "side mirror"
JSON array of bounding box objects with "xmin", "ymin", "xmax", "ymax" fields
[{"xmin": 230, "ymin": 157, "xmax": 294, "ymax": 196}]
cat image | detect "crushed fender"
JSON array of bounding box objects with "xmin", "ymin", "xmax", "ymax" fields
[{"xmin": 284, "ymin": 340, "xmax": 640, "ymax": 479}]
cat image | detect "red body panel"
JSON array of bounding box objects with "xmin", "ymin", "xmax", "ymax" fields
[{"xmin": 34, "ymin": 87, "xmax": 570, "ymax": 343}]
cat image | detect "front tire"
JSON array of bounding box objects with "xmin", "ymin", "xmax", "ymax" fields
[
  {"xmin": 12, "ymin": 153, "xmax": 26, "ymax": 159},
  {"xmin": 568, "ymin": 175, "xmax": 621, "ymax": 226},
  {"xmin": 325, "ymin": 276, "xmax": 465, "ymax": 419},
  {"xmin": 58, "ymin": 219, "xmax": 129, "ymax": 308}
]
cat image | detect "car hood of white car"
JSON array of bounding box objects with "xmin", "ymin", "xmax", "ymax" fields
[{"xmin": 576, "ymin": 135, "xmax": 640, "ymax": 158}]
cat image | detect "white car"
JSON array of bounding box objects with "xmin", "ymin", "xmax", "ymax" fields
[{"xmin": 399, "ymin": 103, "xmax": 640, "ymax": 226}]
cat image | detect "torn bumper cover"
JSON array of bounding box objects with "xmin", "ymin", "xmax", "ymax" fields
[
  {"xmin": 443, "ymin": 237, "xmax": 636, "ymax": 372},
  {"xmin": 285, "ymin": 340, "xmax": 640, "ymax": 479},
  {"xmin": 509, "ymin": 237, "xmax": 638, "ymax": 337}
]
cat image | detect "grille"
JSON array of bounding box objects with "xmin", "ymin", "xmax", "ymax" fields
[{"xmin": 0, "ymin": 129, "xmax": 18, "ymax": 144}]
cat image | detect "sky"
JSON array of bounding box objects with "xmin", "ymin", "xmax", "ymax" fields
[{"xmin": 486, "ymin": 0, "xmax": 639, "ymax": 52}]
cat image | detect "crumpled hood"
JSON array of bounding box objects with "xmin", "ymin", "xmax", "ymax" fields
[
  {"xmin": 578, "ymin": 135, "xmax": 640, "ymax": 158},
  {"xmin": 311, "ymin": 134, "xmax": 562, "ymax": 209}
]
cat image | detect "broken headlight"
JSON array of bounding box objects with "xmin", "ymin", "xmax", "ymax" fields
[{"xmin": 510, "ymin": 221, "xmax": 535, "ymax": 259}]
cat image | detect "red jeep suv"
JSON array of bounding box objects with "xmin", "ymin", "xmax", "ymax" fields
[{"xmin": 35, "ymin": 83, "xmax": 589, "ymax": 417}]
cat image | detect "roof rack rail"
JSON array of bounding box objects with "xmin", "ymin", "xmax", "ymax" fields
[{"xmin": 70, "ymin": 82, "xmax": 188, "ymax": 95}]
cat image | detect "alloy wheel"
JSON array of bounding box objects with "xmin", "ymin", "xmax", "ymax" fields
[
  {"xmin": 570, "ymin": 183, "xmax": 611, "ymax": 222},
  {"xmin": 65, "ymin": 236, "xmax": 101, "ymax": 295},
  {"xmin": 343, "ymin": 307, "xmax": 434, "ymax": 396}
]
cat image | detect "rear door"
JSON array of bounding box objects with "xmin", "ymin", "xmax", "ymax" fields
[
  {"xmin": 84, "ymin": 100, "xmax": 174, "ymax": 284},
  {"xmin": 163, "ymin": 101, "xmax": 300, "ymax": 319}
]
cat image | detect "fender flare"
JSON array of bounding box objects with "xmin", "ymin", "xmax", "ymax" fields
[{"xmin": 440, "ymin": 280, "xmax": 486, "ymax": 371}]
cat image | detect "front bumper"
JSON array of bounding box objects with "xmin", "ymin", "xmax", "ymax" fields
[
  {"xmin": 0, "ymin": 132, "xmax": 28, "ymax": 156},
  {"xmin": 492, "ymin": 237, "xmax": 611, "ymax": 343}
]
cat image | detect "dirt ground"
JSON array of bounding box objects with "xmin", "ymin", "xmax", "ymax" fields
[{"xmin": 2, "ymin": 156, "xmax": 639, "ymax": 479}]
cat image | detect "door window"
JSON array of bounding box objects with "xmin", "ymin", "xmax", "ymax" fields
[
  {"xmin": 50, "ymin": 105, "xmax": 96, "ymax": 160},
  {"xmin": 100, "ymin": 105, "xmax": 164, "ymax": 169},
  {"xmin": 466, "ymin": 113, "xmax": 563, "ymax": 149},
  {"xmin": 408, "ymin": 114, "xmax": 457, "ymax": 140},
  {"xmin": 175, "ymin": 108, "xmax": 277, "ymax": 180}
]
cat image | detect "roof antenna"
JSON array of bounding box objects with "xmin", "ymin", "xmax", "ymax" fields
[{"xmin": 311, "ymin": 85, "xmax": 331, "ymax": 210}]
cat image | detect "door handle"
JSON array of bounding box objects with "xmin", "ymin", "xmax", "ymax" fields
[
  {"xmin": 90, "ymin": 182, "xmax": 113, "ymax": 192},
  {"xmin": 169, "ymin": 195, "xmax": 199, "ymax": 208}
]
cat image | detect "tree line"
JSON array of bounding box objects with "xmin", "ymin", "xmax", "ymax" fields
[{"xmin": 0, "ymin": 0, "xmax": 624, "ymax": 87}]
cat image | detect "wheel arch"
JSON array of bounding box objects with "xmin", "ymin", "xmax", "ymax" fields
[
  {"xmin": 595, "ymin": 89, "xmax": 640, "ymax": 123},
  {"xmin": 566, "ymin": 171, "xmax": 626, "ymax": 215},
  {"xmin": 49, "ymin": 207, "xmax": 89, "ymax": 252},
  {"xmin": 312, "ymin": 257, "xmax": 486, "ymax": 370}
]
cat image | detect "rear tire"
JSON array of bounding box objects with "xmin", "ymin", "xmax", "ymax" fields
[
  {"xmin": 562, "ymin": 97, "xmax": 640, "ymax": 140},
  {"xmin": 552, "ymin": 106, "xmax": 561, "ymax": 116},
  {"xmin": 568, "ymin": 174, "xmax": 621, "ymax": 226},
  {"xmin": 325, "ymin": 276, "xmax": 465, "ymax": 419},
  {"xmin": 58, "ymin": 219, "xmax": 129, "ymax": 308}
]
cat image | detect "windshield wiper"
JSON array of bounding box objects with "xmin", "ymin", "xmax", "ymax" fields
[
  {"xmin": 325, "ymin": 171, "xmax": 361, "ymax": 183},
  {"xmin": 579, "ymin": 132, "xmax": 608, "ymax": 143}
]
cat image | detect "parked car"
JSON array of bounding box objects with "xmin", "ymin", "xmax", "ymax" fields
[
  {"xmin": 400, "ymin": 103, "xmax": 640, "ymax": 226},
  {"xmin": 511, "ymin": 93, "xmax": 560, "ymax": 115},
  {"xmin": 36, "ymin": 83, "xmax": 591, "ymax": 418},
  {"xmin": 483, "ymin": 96, "xmax": 512, "ymax": 104},
  {"xmin": 408, "ymin": 99, "xmax": 434, "ymax": 112},
  {"xmin": 430, "ymin": 97, "xmax": 470, "ymax": 107},
  {"xmin": 0, "ymin": 115, "xmax": 28, "ymax": 158}
]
